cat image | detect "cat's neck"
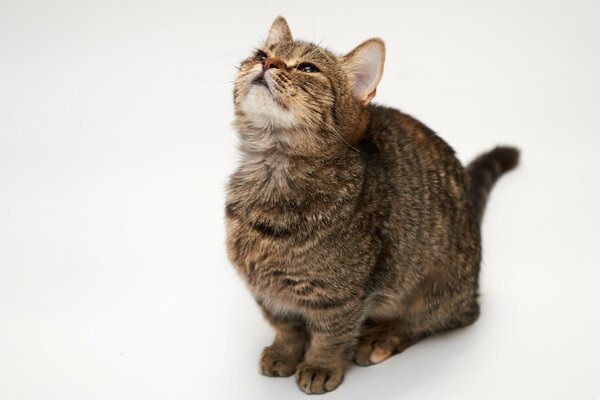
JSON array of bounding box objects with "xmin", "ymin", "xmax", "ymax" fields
[
  {"xmin": 227, "ymin": 127, "xmax": 366, "ymax": 235},
  {"xmin": 234, "ymin": 130, "xmax": 359, "ymax": 199},
  {"xmin": 238, "ymin": 146, "xmax": 294, "ymax": 192}
]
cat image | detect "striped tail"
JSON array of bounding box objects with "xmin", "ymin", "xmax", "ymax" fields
[{"xmin": 467, "ymin": 146, "xmax": 520, "ymax": 224}]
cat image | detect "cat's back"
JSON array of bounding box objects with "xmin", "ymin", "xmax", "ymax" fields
[
  {"xmin": 358, "ymin": 105, "xmax": 476, "ymax": 270},
  {"xmin": 361, "ymin": 104, "xmax": 468, "ymax": 197},
  {"xmin": 363, "ymin": 105, "xmax": 461, "ymax": 169}
]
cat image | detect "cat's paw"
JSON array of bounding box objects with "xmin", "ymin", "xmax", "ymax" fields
[
  {"xmin": 295, "ymin": 362, "xmax": 344, "ymax": 394},
  {"xmin": 353, "ymin": 336, "xmax": 402, "ymax": 367},
  {"xmin": 259, "ymin": 346, "xmax": 301, "ymax": 377}
]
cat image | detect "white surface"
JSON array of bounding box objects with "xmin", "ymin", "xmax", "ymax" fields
[{"xmin": 1, "ymin": 1, "xmax": 599, "ymax": 399}]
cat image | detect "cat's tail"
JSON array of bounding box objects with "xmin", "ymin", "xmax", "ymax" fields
[{"xmin": 467, "ymin": 146, "xmax": 520, "ymax": 224}]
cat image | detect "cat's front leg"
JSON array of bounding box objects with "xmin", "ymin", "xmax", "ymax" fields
[
  {"xmin": 296, "ymin": 304, "xmax": 363, "ymax": 394},
  {"xmin": 259, "ymin": 305, "xmax": 307, "ymax": 377}
]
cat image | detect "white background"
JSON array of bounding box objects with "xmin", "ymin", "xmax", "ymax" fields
[{"xmin": 1, "ymin": 0, "xmax": 599, "ymax": 399}]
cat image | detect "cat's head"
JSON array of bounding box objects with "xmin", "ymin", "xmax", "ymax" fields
[{"xmin": 233, "ymin": 16, "xmax": 385, "ymax": 153}]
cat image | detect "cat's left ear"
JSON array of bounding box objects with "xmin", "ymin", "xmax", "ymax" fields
[
  {"xmin": 266, "ymin": 16, "xmax": 293, "ymax": 47},
  {"xmin": 343, "ymin": 39, "xmax": 385, "ymax": 106}
]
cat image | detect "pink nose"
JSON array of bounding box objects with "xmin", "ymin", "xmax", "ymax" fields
[{"xmin": 263, "ymin": 57, "xmax": 285, "ymax": 70}]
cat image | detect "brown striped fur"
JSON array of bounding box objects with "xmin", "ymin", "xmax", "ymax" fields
[{"xmin": 225, "ymin": 17, "xmax": 519, "ymax": 394}]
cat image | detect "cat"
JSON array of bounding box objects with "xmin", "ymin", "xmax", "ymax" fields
[{"xmin": 225, "ymin": 16, "xmax": 519, "ymax": 394}]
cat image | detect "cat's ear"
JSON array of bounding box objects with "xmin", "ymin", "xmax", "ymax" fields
[
  {"xmin": 266, "ymin": 16, "xmax": 293, "ymax": 47},
  {"xmin": 343, "ymin": 38, "xmax": 385, "ymax": 105}
]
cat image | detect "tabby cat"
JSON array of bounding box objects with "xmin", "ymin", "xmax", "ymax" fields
[{"xmin": 225, "ymin": 16, "xmax": 519, "ymax": 394}]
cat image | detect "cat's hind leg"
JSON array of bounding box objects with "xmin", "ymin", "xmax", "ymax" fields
[
  {"xmin": 353, "ymin": 318, "xmax": 428, "ymax": 366},
  {"xmin": 353, "ymin": 293, "xmax": 480, "ymax": 367},
  {"xmin": 407, "ymin": 294, "xmax": 480, "ymax": 340}
]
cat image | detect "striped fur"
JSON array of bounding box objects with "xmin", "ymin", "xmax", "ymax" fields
[
  {"xmin": 467, "ymin": 146, "xmax": 520, "ymax": 224},
  {"xmin": 225, "ymin": 17, "xmax": 519, "ymax": 394}
]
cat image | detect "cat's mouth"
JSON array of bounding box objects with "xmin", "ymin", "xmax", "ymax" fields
[
  {"xmin": 248, "ymin": 71, "xmax": 288, "ymax": 109},
  {"xmin": 251, "ymin": 73, "xmax": 270, "ymax": 90}
]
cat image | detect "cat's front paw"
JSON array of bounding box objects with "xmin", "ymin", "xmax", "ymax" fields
[
  {"xmin": 259, "ymin": 346, "xmax": 302, "ymax": 377},
  {"xmin": 295, "ymin": 362, "xmax": 344, "ymax": 394}
]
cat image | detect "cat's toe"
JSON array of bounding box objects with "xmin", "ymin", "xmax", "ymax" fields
[
  {"xmin": 354, "ymin": 339, "xmax": 376, "ymax": 366},
  {"xmin": 295, "ymin": 362, "xmax": 344, "ymax": 394},
  {"xmin": 259, "ymin": 346, "xmax": 300, "ymax": 377},
  {"xmin": 353, "ymin": 337, "xmax": 400, "ymax": 366},
  {"xmin": 369, "ymin": 345, "xmax": 393, "ymax": 364}
]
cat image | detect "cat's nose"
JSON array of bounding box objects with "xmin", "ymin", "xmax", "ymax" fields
[{"xmin": 263, "ymin": 57, "xmax": 285, "ymax": 71}]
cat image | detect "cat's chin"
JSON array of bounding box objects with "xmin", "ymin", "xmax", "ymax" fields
[{"xmin": 240, "ymin": 89, "xmax": 298, "ymax": 130}]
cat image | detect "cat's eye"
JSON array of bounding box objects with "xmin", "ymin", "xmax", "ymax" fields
[
  {"xmin": 297, "ymin": 62, "xmax": 320, "ymax": 73},
  {"xmin": 256, "ymin": 50, "xmax": 268, "ymax": 61}
]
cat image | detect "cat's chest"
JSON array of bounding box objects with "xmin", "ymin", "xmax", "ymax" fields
[
  {"xmin": 227, "ymin": 217, "xmax": 334, "ymax": 306},
  {"xmin": 249, "ymin": 258, "xmax": 329, "ymax": 316},
  {"xmin": 237, "ymin": 236, "xmax": 319, "ymax": 295}
]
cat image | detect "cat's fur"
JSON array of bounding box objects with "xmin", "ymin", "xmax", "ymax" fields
[{"xmin": 225, "ymin": 16, "xmax": 519, "ymax": 394}]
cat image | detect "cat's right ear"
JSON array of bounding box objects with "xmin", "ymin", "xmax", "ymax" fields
[
  {"xmin": 266, "ymin": 16, "xmax": 293, "ymax": 47},
  {"xmin": 343, "ymin": 38, "xmax": 386, "ymax": 106}
]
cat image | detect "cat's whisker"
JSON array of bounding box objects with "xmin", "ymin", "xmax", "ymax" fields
[{"xmin": 226, "ymin": 15, "xmax": 520, "ymax": 396}]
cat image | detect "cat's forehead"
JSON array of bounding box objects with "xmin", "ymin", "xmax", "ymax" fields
[{"xmin": 268, "ymin": 40, "xmax": 337, "ymax": 64}]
